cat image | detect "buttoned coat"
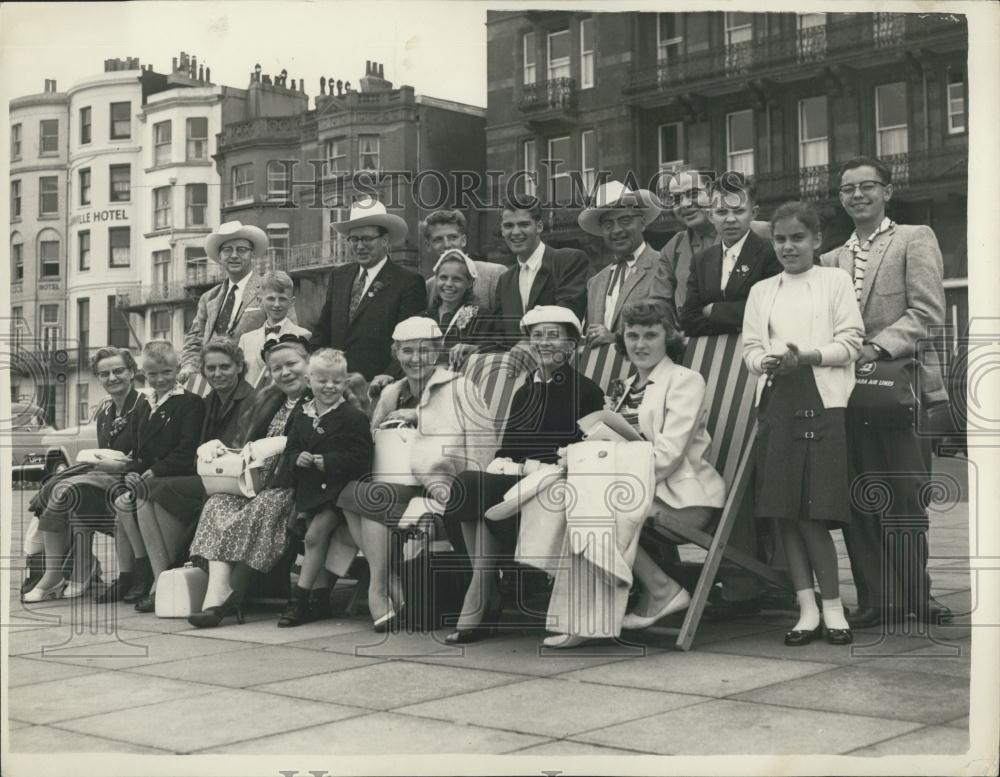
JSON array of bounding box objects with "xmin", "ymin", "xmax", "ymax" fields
[
  {"xmin": 124, "ymin": 391, "xmax": 206, "ymax": 477},
  {"xmin": 181, "ymin": 272, "xmax": 267, "ymax": 374},
  {"xmin": 820, "ymin": 223, "xmax": 947, "ymax": 402},
  {"xmin": 586, "ymin": 244, "xmax": 675, "ymax": 332}
]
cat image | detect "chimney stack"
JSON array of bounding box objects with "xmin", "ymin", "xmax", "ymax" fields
[{"xmin": 172, "ymin": 56, "xmax": 178, "ymax": 72}]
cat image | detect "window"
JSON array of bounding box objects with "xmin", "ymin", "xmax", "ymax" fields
[
  {"xmin": 80, "ymin": 107, "xmax": 91, "ymax": 144},
  {"xmin": 267, "ymin": 224, "xmax": 290, "ymax": 265},
  {"xmin": 797, "ymin": 13, "xmax": 827, "ymax": 62},
  {"xmin": 110, "ymin": 101, "xmax": 131, "ymax": 139},
  {"xmin": 78, "ymin": 230, "xmax": 91, "ymax": 271},
  {"xmin": 40, "ymin": 305, "xmax": 61, "ymax": 350},
  {"xmin": 547, "ymin": 29, "xmax": 570, "ymax": 81},
  {"xmin": 798, "ymin": 97, "xmax": 829, "ymax": 199},
  {"xmin": 40, "ymin": 119, "xmax": 59, "ymax": 154},
  {"xmin": 153, "ymin": 120, "xmax": 171, "ymax": 165},
  {"xmin": 185, "ymin": 246, "xmax": 209, "ymax": 284},
  {"xmin": 109, "ymin": 227, "xmax": 130, "ymax": 268},
  {"xmin": 12, "ymin": 237, "xmax": 23, "ymax": 281},
  {"xmin": 546, "ymin": 135, "xmax": 571, "ymax": 204},
  {"xmin": 77, "ymin": 298, "xmax": 90, "ymax": 378},
  {"xmin": 11, "ymin": 123, "xmax": 21, "ymax": 159},
  {"xmin": 523, "ymin": 32, "xmax": 536, "ymax": 85},
  {"xmin": 77, "ymin": 384, "xmax": 89, "ymax": 425},
  {"xmin": 657, "ymin": 14, "xmax": 683, "ymax": 66},
  {"xmin": 726, "ymin": 110, "xmax": 755, "ymax": 175},
  {"xmin": 39, "ymin": 176, "xmax": 59, "ymax": 215},
  {"xmin": 186, "ymin": 117, "xmax": 208, "ymax": 160},
  {"xmin": 875, "ymin": 82, "xmax": 908, "ymax": 156},
  {"xmin": 12, "ymin": 307, "xmax": 25, "ymax": 349},
  {"xmin": 231, "ymin": 163, "xmax": 253, "ymax": 202},
  {"xmin": 948, "ymin": 69, "xmax": 966, "ymax": 134},
  {"xmin": 109, "ymin": 164, "xmax": 131, "ymax": 202},
  {"xmin": 11, "ymin": 180, "xmax": 21, "ymax": 220},
  {"xmin": 581, "ymin": 130, "xmax": 596, "ymax": 191},
  {"xmin": 324, "ymin": 138, "xmax": 347, "ymax": 175},
  {"xmin": 658, "ymin": 122, "xmax": 684, "ymax": 171},
  {"xmin": 40, "ymin": 240, "xmax": 61, "ymax": 278},
  {"xmin": 580, "ymin": 19, "xmax": 594, "ymax": 89},
  {"xmin": 267, "ymin": 160, "xmax": 290, "ymax": 199},
  {"xmin": 152, "ymin": 310, "xmax": 171, "ymax": 341},
  {"xmin": 725, "ymin": 12, "xmax": 753, "ymax": 75},
  {"xmin": 153, "ymin": 186, "xmax": 171, "ymax": 230},
  {"xmin": 153, "ymin": 250, "xmax": 171, "ymax": 290},
  {"xmin": 185, "ymin": 183, "xmax": 207, "ymax": 226},
  {"xmin": 79, "ymin": 168, "xmax": 91, "ymax": 206},
  {"xmin": 107, "ymin": 295, "xmax": 130, "ymax": 347},
  {"xmin": 358, "ymin": 135, "xmax": 380, "ymax": 171},
  {"xmin": 523, "ymin": 139, "xmax": 537, "ymax": 197}
]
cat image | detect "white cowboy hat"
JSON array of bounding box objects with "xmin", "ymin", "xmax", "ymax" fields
[
  {"xmin": 577, "ymin": 180, "xmax": 664, "ymax": 237},
  {"xmin": 333, "ymin": 196, "xmax": 408, "ymax": 246},
  {"xmin": 392, "ymin": 316, "xmax": 443, "ymax": 342},
  {"xmin": 519, "ymin": 305, "xmax": 583, "ymax": 338},
  {"xmin": 205, "ymin": 221, "xmax": 269, "ymax": 264}
]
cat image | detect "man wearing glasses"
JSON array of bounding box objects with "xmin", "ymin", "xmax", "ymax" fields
[
  {"xmin": 179, "ymin": 221, "xmax": 269, "ymax": 387},
  {"xmin": 310, "ymin": 197, "xmax": 425, "ymax": 386},
  {"xmin": 821, "ymin": 155, "xmax": 951, "ymax": 629}
]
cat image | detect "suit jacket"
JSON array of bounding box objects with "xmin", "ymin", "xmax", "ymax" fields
[
  {"xmin": 586, "ymin": 244, "xmax": 675, "ymax": 332},
  {"xmin": 425, "ymin": 259, "xmax": 507, "ymax": 310},
  {"xmin": 613, "ymin": 357, "xmax": 726, "ymax": 510},
  {"xmin": 680, "ymin": 229, "xmax": 782, "ymax": 337},
  {"xmin": 181, "ymin": 272, "xmax": 267, "ymax": 373},
  {"xmin": 489, "ymin": 244, "xmax": 590, "ymax": 345},
  {"xmin": 820, "ymin": 223, "xmax": 947, "ymax": 402},
  {"xmin": 125, "ymin": 390, "xmax": 206, "ymax": 477},
  {"xmin": 239, "ymin": 319, "xmax": 312, "ymax": 389},
  {"xmin": 310, "ymin": 260, "xmax": 427, "ymax": 381}
]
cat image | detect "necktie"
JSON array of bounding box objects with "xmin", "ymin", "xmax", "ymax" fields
[
  {"xmin": 264, "ymin": 324, "xmax": 281, "ymax": 336},
  {"xmin": 606, "ymin": 260, "xmax": 627, "ymax": 297},
  {"xmin": 214, "ymin": 283, "xmax": 237, "ymax": 335},
  {"xmin": 349, "ymin": 268, "xmax": 368, "ymax": 319},
  {"xmin": 720, "ymin": 249, "xmax": 737, "ymax": 295}
]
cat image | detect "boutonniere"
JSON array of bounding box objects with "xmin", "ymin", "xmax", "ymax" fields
[
  {"xmin": 452, "ymin": 305, "xmax": 478, "ymax": 331},
  {"xmin": 368, "ymin": 280, "xmax": 387, "ymax": 299},
  {"xmin": 734, "ymin": 264, "xmax": 751, "ymax": 278}
]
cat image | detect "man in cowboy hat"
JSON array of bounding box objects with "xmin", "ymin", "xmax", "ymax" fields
[
  {"xmin": 178, "ymin": 221, "xmax": 269, "ymax": 385},
  {"xmin": 309, "ymin": 197, "xmax": 426, "ymax": 385},
  {"xmin": 578, "ymin": 181, "xmax": 674, "ymax": 345}
]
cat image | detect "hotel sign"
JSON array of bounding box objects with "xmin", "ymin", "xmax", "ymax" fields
[{"xmin": 69, "ymin": 208, "xmax": 128, "ymax": 227}]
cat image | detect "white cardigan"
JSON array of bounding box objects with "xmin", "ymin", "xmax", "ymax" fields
[{"xmin": 743, "ymin": 266, "xmax": 865, "ymax": 408}]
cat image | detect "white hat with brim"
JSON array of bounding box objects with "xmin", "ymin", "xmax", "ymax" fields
[
  {"xmin": 577, "ymin": 180, "xmax": 664, "ymax": 237},
  {"xmin": 519, "ymin": 305, "xmax": 583, "ymax": 338},
  {"xmin": 333, "ymin": 197, "xmax": 409, "ymax": 246},
  {"xmin": 205, "ymin": 221, "xmax": 269, "ymax": 264},
  {"xmin": 392, "ymin": 316, "xmax": 443, "ymax": 342}
]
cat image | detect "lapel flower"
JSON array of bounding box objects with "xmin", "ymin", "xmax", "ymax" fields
[
  {"xmin": 735, "ymin": 263, "xmax": 751, "ymax": 277},
  {"xmin": 368, "ymin": 280, "xmax": 387, "ymax": 299},
  {"xmin": 452, "ymin": 305, "xmax": 478, "ymax": 331}
]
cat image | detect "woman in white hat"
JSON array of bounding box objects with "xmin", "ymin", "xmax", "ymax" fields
[
  {"xmin": 337, "ymin": 316, "xmax": 495, "ymax": 631},
  {"xmin": 424, "ymin": 249, "xmax": 489, "ymax": 367},
  {"xmin": 441, "ymin": 305, "xmax": 605, "ymax": 643}
]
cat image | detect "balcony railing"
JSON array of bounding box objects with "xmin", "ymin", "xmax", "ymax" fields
[
  {"xmin": 628, "ymin": 13, "xmax": 966, "ymax": 94},
  {"xmin": 519, "ymin": 78, "xmax": 577, "ymax": 115},
  {"xmin": 274, "ymin": 240, "xmax": 352, "ymax": 273},
  {"xmin": 184, "ymin": 267, "xmax": 226, "ymax": 288},
  {"xmin": 218, "ymin": 116, "xmax": 302, "ymax": 151}
]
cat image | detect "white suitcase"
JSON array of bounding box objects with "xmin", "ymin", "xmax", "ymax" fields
[{"xmin": 154, "ymin": 563, "xmax": 208, "ymax": 618}]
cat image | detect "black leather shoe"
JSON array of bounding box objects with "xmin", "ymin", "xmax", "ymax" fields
[
  {"xmin": 703, "ymin": 597, "xmax": 762, "ymax": 621},
  {"xmin": 784, "ymin": 625, "xmax": 823, "ymax": 647},
  {"xmin": 188, "ymin": 592, "xmax": 245, "ymax": 628},
  {"xmin": 847, "ymin": 605, "xmax": 906, "ymax": 628},
  {"xmin": 277, "ymin": 589, "xmax": 311, "ymax": 628},
  {"xmin": 825, "ymin": 627, "xmax": 854, "ymax": 645},
  {"xmin": 134, "ymin": 593, "xmax": 155, "ymax": 613},
  {"xmin": 123, "ymin": 558, "xmax": 153, "ymax": 604},
  {"xmin": 94, "ymin": 574, "xmax": 134, "ymax": 603},
  {"xmin": 914, "ymin": 598, "xmax": 953, "ymax": 624}
]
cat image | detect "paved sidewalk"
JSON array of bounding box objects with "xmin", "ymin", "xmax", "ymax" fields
[{"xmin": 4, "ymin": 457, "xmax": 973, "ymax": 756}]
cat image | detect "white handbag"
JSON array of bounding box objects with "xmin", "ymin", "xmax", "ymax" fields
[
  {"xmin": 371, "ymin": 426, "xmax": 421, "ymax": 486},
  {"xmin": 154, "ymin": 563, "xmax": 208, "ymax": 618},
  {"xmin": 198, "ymin": 437, "xmax": 287, "ymax": 498}
]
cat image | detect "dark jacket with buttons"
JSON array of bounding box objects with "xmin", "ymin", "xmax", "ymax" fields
[{"xmin": 124, "ymin": 390, "xmax": 206, "ymax": 477}]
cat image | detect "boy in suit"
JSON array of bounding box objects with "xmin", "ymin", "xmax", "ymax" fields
[
  {"xmin": 239, "ymin": 270, "xmax": 311, "ymax": 388},
  {"xmin": 680, "ymin": 173, "xmax": 782, "ymax": 336}
]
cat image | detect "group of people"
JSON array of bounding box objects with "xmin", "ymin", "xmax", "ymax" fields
[{"xmin": 22, "ymin": 152, "xmax": 952, "ymax": 649}]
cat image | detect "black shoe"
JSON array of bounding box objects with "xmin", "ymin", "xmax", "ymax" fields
[
  {"xmin": 847, "ymin": 605, "xmax": 903, "ymax": 629},
  {"xmin": 784, "ymin": 624, "xmax": 823, "ymax": 647},
  {"xmin": 914, "ymin": 597, "xmax": 953, "ymax": 624},
  {"xmin": 123, "ymin": 558, "xmax": 153, "ymax": 604},
  {"xmin": 93, "ymin": 573, "xmax": 134, "ymax": 603},
  {"xmin": 188, "ymin": 592, "xmax": 245, "ymax": 628},
  {"xmin": 703, "ymin": 597, "xmax": 762, "ymax": 622},
  {"xmin": 277, "ymin": 587, "xmax": 311, "ymax": 628},
  {"xmin": 134, "ymin": 592, "xmax": 156, "ymax": 613},
  {"xmin": 308, "ymin": 587, "xmax": 333, "ymax": 620},
  {"xmin": 825, "ymin": 627, "xmax": 854, "ymax": 645},
  {"xmin": 444, "ymin": 602, "xmax": 501, "ymax": 644}
]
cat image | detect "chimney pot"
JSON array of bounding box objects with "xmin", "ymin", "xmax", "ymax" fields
[
  {"xmin": 199, "ymin": 63, "xmax": 205, "ymax": 81},
  {"xmin": 379, "ymin": 63, "xmax": 384, "ymax": 78},
  {"xmin": 320, "ymin": 76, "xmax": 326, "ymax": 95},
  {"xmin": 290, "ymin": 78, "xmax": 296, "ymax": 91},
  {"xmin": 172, "ymin": 56, "xmax": 178, "ymax": 71}
]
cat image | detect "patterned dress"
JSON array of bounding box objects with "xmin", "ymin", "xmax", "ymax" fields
[{"xmin": 189, "ymin": 401, "xmax": 296, "ymax": 572}]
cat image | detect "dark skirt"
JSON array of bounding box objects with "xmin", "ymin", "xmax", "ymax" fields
[
  {"xmin": 442, "ymin": 470, "xmax": 521, "ymax": 559},
  {"xmin": 141, "ymin": 475, "xmax": 206, "ymax": 524},
  {"xmin": 33, "ymin": 465, "xmax": 126, "ymax": 534},
  {"xmin": 755, "ymin": 366, "xmax": 851, "ymax": 526}
]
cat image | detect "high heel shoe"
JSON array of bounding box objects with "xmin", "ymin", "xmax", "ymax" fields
[
  {"xmin": 188, "ymin": 592, "xmax": 245, "ymax": 629},
  {"xmin": 372, "ymin": 608, "xmax": 400, "ymax": 634},
  {"xmin": 784, "ymin": 624, "xmax": 823, "ymax": 647},
  {"xmin": 542, "ymin": 633, "xmax": 589, "ymax": 649},
  {"xmin": 64, "ymin": 558, "xmax": 100, "ymax": 599},
  {"xmin": 22, "ymin": 578, "xmax": 67, "ymax": 603},
  {"xmin": 444, "ymin": 601, "xmax": 502, "ymax": 644}
]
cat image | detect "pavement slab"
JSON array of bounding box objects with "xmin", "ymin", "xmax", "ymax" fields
[
  {"xmin": 204, "ymin": 711, "xmax": 549, "ymax": 754},
  {"xmin": 510, "ymin": 739, "xmax": 658, "ymax": 755},
  {"xmin": 5, "ymin": 624, "xmax": 151, "ymax": 658},
  {"xmin": 34, "ymin": 631, "xmax": 256, "ymax": 670},
  {"xmin": 57, "ymin": 687, "xmax": 365, "ymax": 753},
  {"xmin": 732, "ymin": 664, "xmax": 970, "ymax": 725},
  {"xmin": 574, "ymin": 699, "xmax": 923, "ymax": 755},
  {"xmin": 181, "ymin": 613, "xmax": 370, "ymax": 644},
  {"xmin": 396, "ymin": 676, "xmax": 709, "ymax": 739},
  {"xmin": 700, "ymin": 627, "xmax": 936, "ymax": 665},
  {"xmin": 253, "ymin": 660, "xmax": 527, "ymax": 710},
  {"xmin": 846, "ymin": 725, "xmax": 970, "ymax": 756},
  {"xmin": 6, "ymin": 655, "xmax": 102, "ymax": 688},
  {"xmin": 8, "ymin": 725, "xmax": 173, "ymax": 753},
  {"xmin": 287, "ymin": 627, "xmax": 458, "ymax": 658}
]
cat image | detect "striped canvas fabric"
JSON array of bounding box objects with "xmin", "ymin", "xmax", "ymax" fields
[
  {"xmin": 680, "ymin": 333, "xmax": 757, "ymax": 491},
  {"xmin": 576, "ymin": 342, "xmax": 636, "ymax": 393},
  {"xmin": 184, "ymin": 373, "xmax": 213, "ymax": 398}
]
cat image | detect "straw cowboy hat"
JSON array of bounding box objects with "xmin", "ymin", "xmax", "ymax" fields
[
  {"xmin": 205, "ymin": 221, "xmax": 269, "ymax": 263},
  {"xmin": 577, "ymin": 180, "xmax": 664, "ymax": 237},
  {"xmin": 333, "ymin": 196, "xmax": 409, "ymax": 246}
]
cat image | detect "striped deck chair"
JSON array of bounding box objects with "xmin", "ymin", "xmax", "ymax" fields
[
  {"xmin": 576, "ymin": 342, "xmax": 636, "ymax": 393},
  {"xmin": 645, "ymin": 332, "xmax": 792, "ymax": 651},
  {"xmin": 184, "ymin": 373, "xmax": 213, "ymax": 398}
]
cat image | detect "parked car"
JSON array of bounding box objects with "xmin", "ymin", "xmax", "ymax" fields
[{"xmin": 7, "ymin": 403, "xmax": 98, "ymax": 485}]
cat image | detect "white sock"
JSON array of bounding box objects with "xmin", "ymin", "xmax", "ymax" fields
[
  {"xmin": 822, "ymin": 596, "xmax": 850, "ymax": 630},
  {"xmin": 793, "ymin": 589, "xmax": 820, "ymax": 631}
]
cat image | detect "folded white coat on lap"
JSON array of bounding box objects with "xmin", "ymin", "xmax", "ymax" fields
[{"xmin": 76, "ymin": 448, "xmax": 129, "ymax": 464}]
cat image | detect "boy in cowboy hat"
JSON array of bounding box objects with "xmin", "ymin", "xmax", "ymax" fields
[
  {"xmin": 309, "ymin": 197, "xmax": 426, "ymax": 389},
  {"xmin": 578, "ymin": 180, "xmax": 674, "ymax": 345},
  {"xmin": 178, "ymin": 221, "xmax": 270, "ymax": 387}
]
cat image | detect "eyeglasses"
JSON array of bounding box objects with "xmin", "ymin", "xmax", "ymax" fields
[
  {"xmin": 838, "ymin": 181, "xmax": 884, "ymax": 197},
  {"xmin": 346, "ymin": 235, "xmax": 384, "ymax": 246},
  {"xmin": 97, "ymin": 367, "xmax": 131, "ymax": 380},
  {"xmin": 220, "ymin": 246, "xmax": 254, "ymax": 258},
  {"xmin": 599, "ymin": 215, "xmax": 640, "ymax": 231}
]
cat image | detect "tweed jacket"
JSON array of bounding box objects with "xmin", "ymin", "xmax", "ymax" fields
[
  {"xmin": 820, "ymin": 223, "xmax": 947, "ymax": 403},
  {"xmin": 181, "ymin": 272, "xmax": 268, "ymax": 374},
  {"xmin": 586, "ymin": 244, "xmax": 675, "ymax": 332}
]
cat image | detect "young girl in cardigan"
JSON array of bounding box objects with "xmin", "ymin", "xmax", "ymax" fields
[{"xmin": 743, "ymin": 201, "xmax": 865, "ymax": 647}]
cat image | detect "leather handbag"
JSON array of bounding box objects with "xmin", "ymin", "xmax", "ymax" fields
[
  {"xmin": 154, "ymin": 563, "xmax": 208, "ymax": 618},
  {"xmin": 198, "ymin": 448, "xmax": 248, "ymax": 497},
  {"xmin": 848, "ymin": 356, "xmax": 917, "ymax": 428},
  {"xmin": 371, "ymin": 426, "xmax": 421, "ymax": 486}
]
